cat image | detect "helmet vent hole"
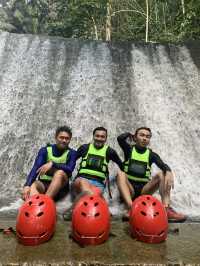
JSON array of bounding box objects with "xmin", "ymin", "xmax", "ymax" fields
[
  {"xmin": 152, "ymin": 202, "xmax": 156, "ymax": 206},
  {"xmin": 95, "ymin": 212, "xmax": 100, "ymax": 217},
  {"xmin": 98, "ymin": 232, "xmax": 104, "ymax": 237},
  {"xmin": 84, "ymin": 202, "xmax": 88, "ymax": 206},
  {"xmin": 158, "ymin": 230, "xmax": 164, "ymax": 236},
  {"xmin": 36, "ymin": 196, "xmax": 40, "ymax": 199},
  {"xmin": 90, "ymin": 197, "xmax": 94, "ymax": 200},
  {"xmin": 142, "ymin": 201, "xmax": 146, "ymax": 206},
  {"xmin": 146, "ymin": 196, "xmax": 150, "ymax": 200},
  {"xmin": 156, "ymin": 212, "xmax": 159, "ymax": 215},
  {"xmin": 81, "ymin": 212, "xmax": 87, "ymax": 217},
  {"xmin": 25, "ymin": 212, "xmax": 29, "ymax": 217},
  {"xmin": 94, "ymin": 202, "xmax": 99, "ymax": 206},
  {"xmin": 28, "ymin": 201, "xmax": 32, "ymax": 206},
  {"xmin": 141, "ymin": 211, "xmax": 146, "ymax": 216},
  {"xmin": 37, "ymin": 212, "xmax": 44, "ymax": 217},
  {"xmin": 18, "ymin": 231, "xmax": 23, "ymax": 236},
  {"xmin": 39, "ymin": 231, "xmax": 46, "ymax": 237},
  {"xmin": 39, "ymin": 201, "xmax": 44, "ymax": 206}
]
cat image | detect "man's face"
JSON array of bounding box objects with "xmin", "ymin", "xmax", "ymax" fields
[
  {"xmin": 93, "ymin": 130, "xmax": 107, "ymax": 148},
  {"xmin": 134, "ymin": 129, "xmax": 151, "ymax": 148},
  {"xmin": 55, "ymin": 131, "xmax": 71, "ymax": 150}
]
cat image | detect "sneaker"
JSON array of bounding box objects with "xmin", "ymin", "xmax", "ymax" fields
[{"xmin": 166, "ymin": 206, "xmax": 187, "ymax": 223}]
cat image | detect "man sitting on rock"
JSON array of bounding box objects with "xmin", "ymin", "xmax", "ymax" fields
[
  {"xmin": 117, "ymin": 127, "xmax": 186, "ymax": 222},
  {"xmin": 73, "ymin": 126, "xmax": 124, "ymax": 198},
  {"xmin": 22, "ymin": 126, "xmax": 76, "ymax": 201}
]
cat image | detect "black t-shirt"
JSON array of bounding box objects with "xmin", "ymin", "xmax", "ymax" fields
[{"xmin": 117, "ymin": 132, "xmax": 171, "ymax": 173}]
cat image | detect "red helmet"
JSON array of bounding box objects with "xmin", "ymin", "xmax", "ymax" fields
[
  {"xmin": 129, "ymin": 195, "xmax": 168, "ymax": 243},
  {"xmin": 72, "ymin": 195, "xmax": 110, "ymax": 246},
  {"xmin": 16, "ymin": 194, "xmax": 56, "ymax": 246}
]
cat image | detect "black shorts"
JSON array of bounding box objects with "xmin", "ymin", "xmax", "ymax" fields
[
  {"xmin": 129, "ymin": 180, "xmax": 147, "ymax": 200},
  {"xmin": 38, "ymin": 179, "xmax": 69, "ymax": 202}
]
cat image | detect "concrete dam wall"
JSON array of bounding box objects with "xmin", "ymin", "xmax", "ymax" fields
[{"xmin": 0, "ymin": 32, "xmax": 199, "ymax": 217}]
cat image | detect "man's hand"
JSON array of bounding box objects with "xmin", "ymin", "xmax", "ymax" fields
[
  {"xmin": 130, "ymin": 133, "xmax": 135, "ymax": 142},
  {"xmin": 36, "ymin": 161, "xmax": 53, "ymax": 176},
  {"xmin": 164, "ymin": 171, "xmax": 174, "ymax": 192},
  {"xmin": 22, "ymin": 186, "xmax": 31, "ymax": 201}
]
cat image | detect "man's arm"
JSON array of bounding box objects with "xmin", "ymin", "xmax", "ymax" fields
[
  {"xmin": 24, "ymin": 147, "xmax": 47, "ymax": 186},
  {"xmin": 117, "ymin": 132, "xmax": 132, "ymax": 161},
  {"xmin": 151, "ymin": 151, "xmax": 174, "ymax": 189},
  {"xmin": 22, "ymin": 147, "xmax": 47, "ymax": 200},
  {"xmin": 52, "ymin": 149, "xmax": 77, "ymax": 176},
  {"xmin": 107, "ymin": 147, "xmax": 124, "ymax": 171},
  {"xmin": 150, "ymin": 151, "xmax": 171, "ymax": 173},
  {"xmin": 76, "ymin": 144, "xmax": 89, "ymax": 159}
]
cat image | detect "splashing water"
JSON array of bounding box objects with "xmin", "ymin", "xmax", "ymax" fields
[{"xmin": 0, "ymin": 32, "xmax": 200, "ymax": 218}]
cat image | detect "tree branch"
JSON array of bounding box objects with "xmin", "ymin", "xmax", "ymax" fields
[
  {"xmin": 91, "ymin": 16, "xmax": 98, "ymax": 40},
  {"xmin": 111, "ymin": 9, "xmax": 146, "ymax": 18}
]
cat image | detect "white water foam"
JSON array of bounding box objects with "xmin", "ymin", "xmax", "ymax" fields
[{"xmin": 0, "ymin": 32, "xmax": 199, "ymax": 217}]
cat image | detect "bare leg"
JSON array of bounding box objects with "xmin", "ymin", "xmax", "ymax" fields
[
  {"xmin": 141, "ymin": 172, "xmax": 161, "ymax": 194},
  {"xmin": 73, "ymin": 178, "xmax": 94, "ymax": 194},
  {"xmin": 72, "ymin": 177, "xmax": 102, "ymax": 207},
  {"xmin": 46, "ymin": 170, "xmax": 68, "ymax": 199},
  {"xmin": 30, "ymin": 180, "xmax": 46, "ymax": 196},
  {"xmin": 140, "ymin": 172, "xmax": 186, "ymax": 222},
  {"xmin": 158, "ymin": 172, "xmax": 170, "ymax": 207},
  {"xmin": 141, "ymin": 171, "xmax": 170, "ymax": 206},
  {"xmin": 116, "ymin": 171, "xmax": 134, "ymax": 210}
]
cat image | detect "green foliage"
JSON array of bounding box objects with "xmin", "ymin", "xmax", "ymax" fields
[
  {"xmin": 53, "ymin": 0, "xmax": 108, "ymax": 39},
  {"xmin": 110, "ymin": 1, "xmax": 147, "ymax": 41},
  {"xmin": 174, "ymin": 0, "xmax": 200, "ymax": 41},
  {"xmin": 0, "ymin": 0, "xmax": 199, "ymax": 42}
]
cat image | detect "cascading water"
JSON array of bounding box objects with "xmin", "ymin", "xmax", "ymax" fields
[{"xmin": 0, "ymin": 32, "xmax": 199, "ymax": 217}]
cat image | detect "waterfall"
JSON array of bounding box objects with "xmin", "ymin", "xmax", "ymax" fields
[{"xmin": 0, "ymin": 32, "xmax": 199, "ymax": 217}]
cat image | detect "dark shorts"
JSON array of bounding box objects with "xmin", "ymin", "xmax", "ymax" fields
[
  {"xmin": 129, "ymin": 180, "xmax": 147, "ymax": 200},
  {"xmin": 38, "ymin": 179, "xmax": 69, "ymax": 202}
]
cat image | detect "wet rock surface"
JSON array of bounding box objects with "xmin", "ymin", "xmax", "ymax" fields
[{"xmin": 0, "ymin": 219, "xmax": 200, "ymax": 265}]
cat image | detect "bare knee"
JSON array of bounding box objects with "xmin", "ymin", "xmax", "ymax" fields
[
  {"xmin": 30, "ymin": 181, "xmax": 45, "ymax": 194},
  {"xmin": 73, "ymin": 177, "xmax": 91, "ymax": 194},
  {"xmin": 31, "ymin": 180, "xmax": 41, "ymax": 189},
  {"xmin": 153, "ymin": 171, "xmax": 164, "ymax": 183},
  {"xmin": 53, "ymin": 170, "xmax": 68, "ymax": 182},
  {"xmin": 74, "ymin": 177, "xmax": 87, "ymax": 188},
  {"xmin": 116, "ymin": 171, "xmax": 127, "ymax": 185},
  {"xmin": 74, "ymin": 177, "xmax": 86, "ymax": 186}
]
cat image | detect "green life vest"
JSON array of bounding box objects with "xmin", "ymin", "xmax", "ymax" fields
[
  {"xmin": 124, "ymin": 147, "xmax": 151, "ymax": 182},
  {"xmin": 40, "ymin": 146, "xmax": 69, "ymax": 181},
  {"xmin": 78, "ymin": 143, "xmax": 109, "ymax": 180}
]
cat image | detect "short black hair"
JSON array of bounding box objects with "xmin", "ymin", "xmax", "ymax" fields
[
  {"xmin": 55, "ymin": 126, "xmax": 72, "ymax": 138},
  {"xmin": 93, "ymin": 126, "xmax": 107, "ymax": 136},
  {"xmin": 135, "ymin": 127, "xmax": 152, "ymax": 137}
]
